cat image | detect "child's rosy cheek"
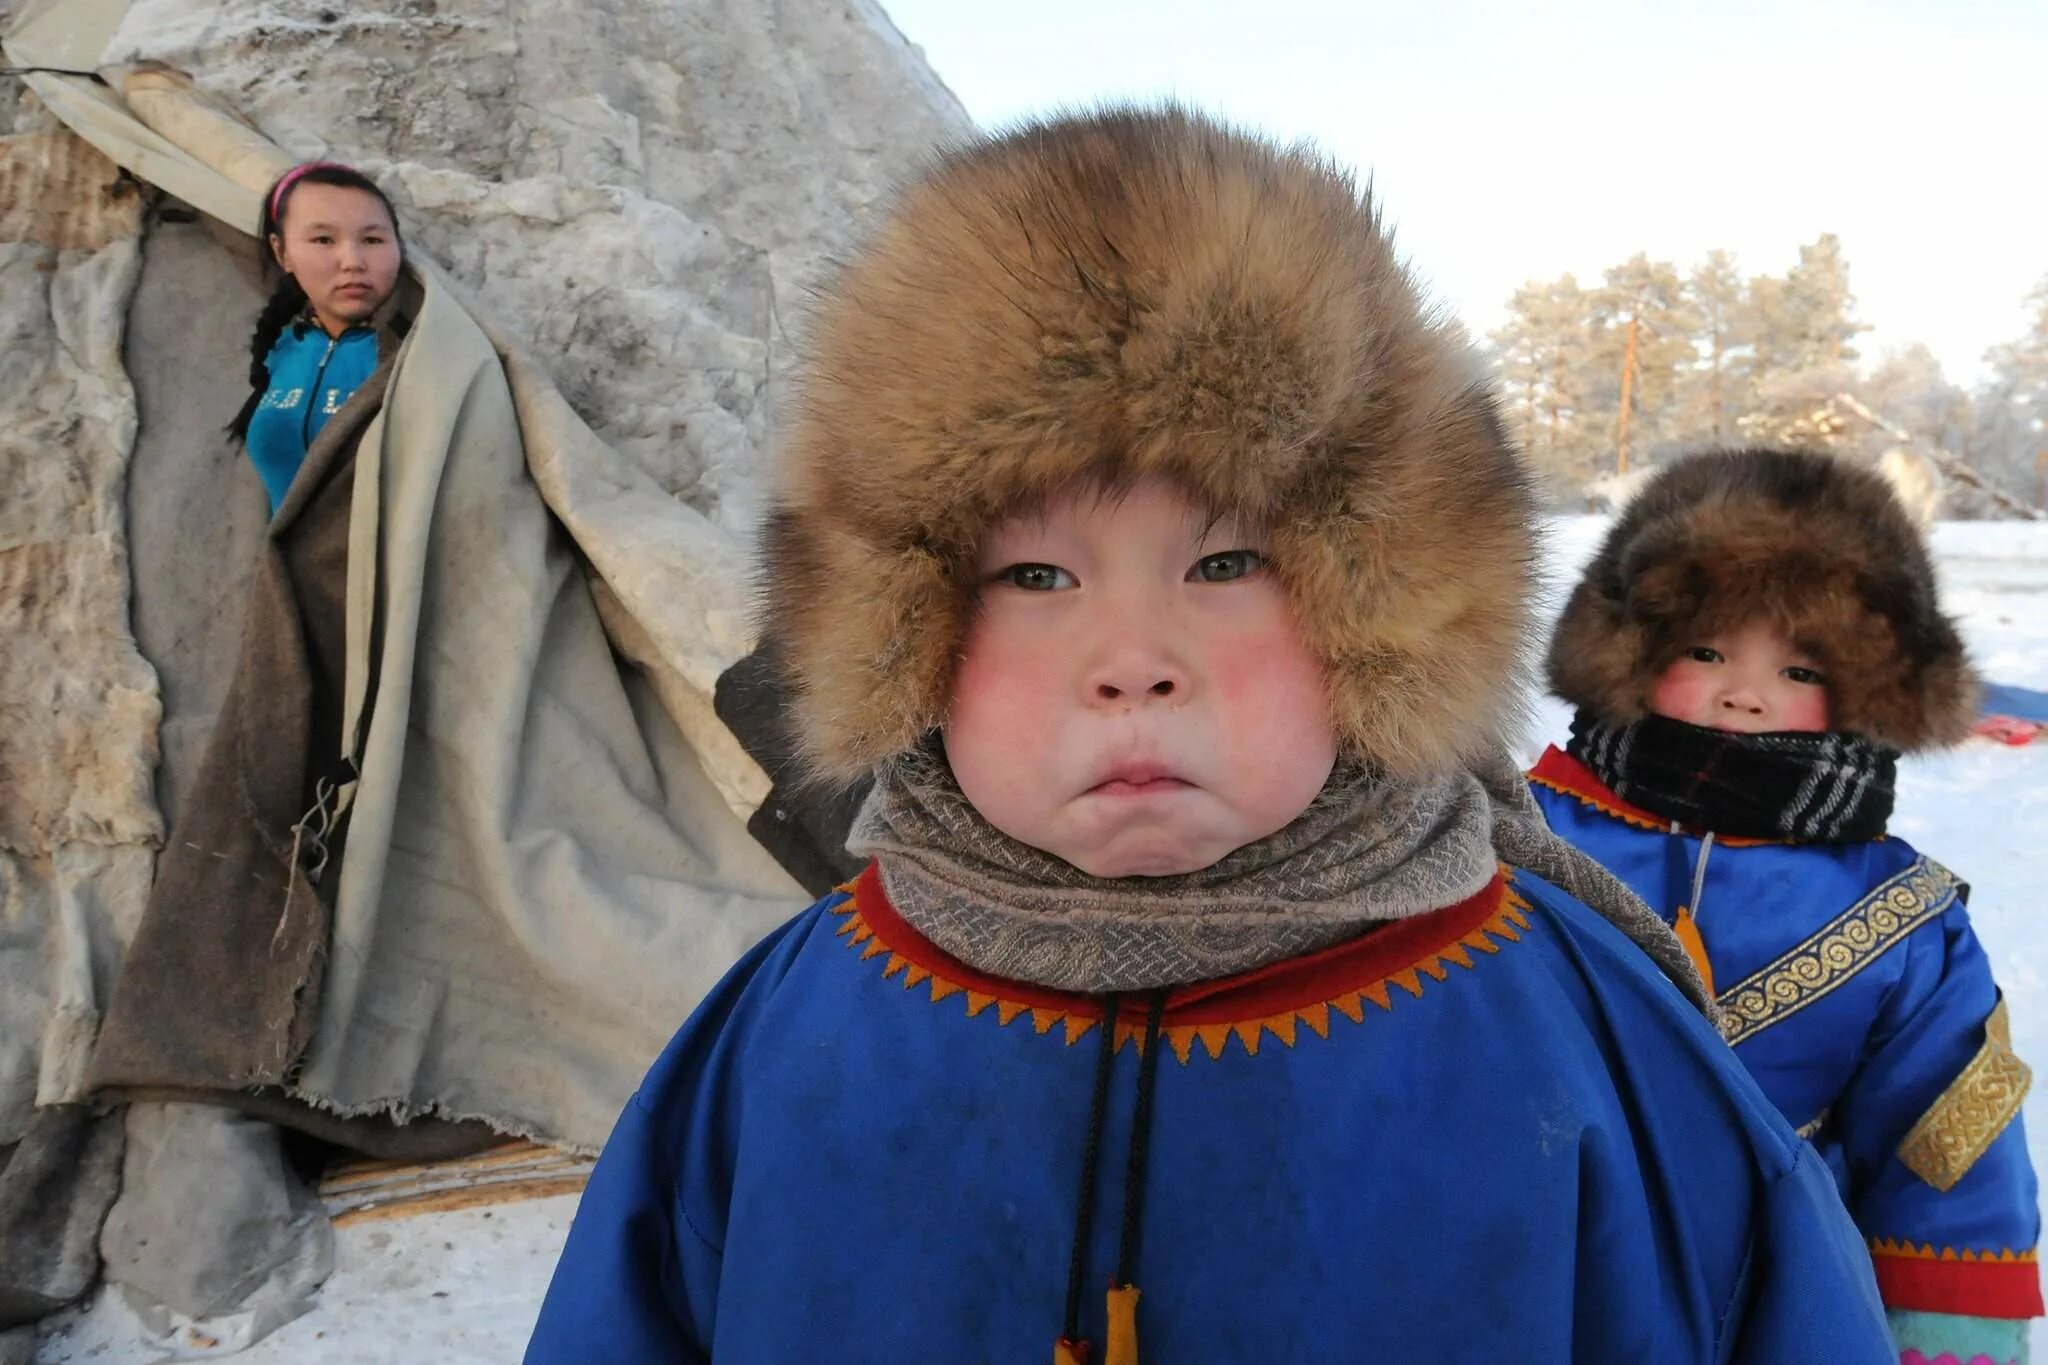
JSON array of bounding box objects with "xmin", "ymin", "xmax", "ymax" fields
[
  {"xmin": 1648, "ymin": 666, "xmax": 1707, "ymax": 720},
  {"xmin": 1780, "ymin": 687, "xmax": 1831, "ymax": 732},
  {"xmin": 1212, "ymin": 625, "xmax": 1325, "ymax": 713}
]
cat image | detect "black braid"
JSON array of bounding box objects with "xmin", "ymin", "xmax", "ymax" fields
[
  {"xmin": 226, "ymin": 161, "xmax": 403, "ymax": 440},
  {"xmin": 226, "ymin": 277, "xmax": 308, "ymax": 440}
]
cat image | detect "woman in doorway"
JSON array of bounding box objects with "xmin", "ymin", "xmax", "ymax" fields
[
  {"xmin": 228, "ymin": 161, "xmax": 404, "ymax": 511},
  {"xmin": 93, "ymin": 156, "xmax": 480, "ymax": 1155}
]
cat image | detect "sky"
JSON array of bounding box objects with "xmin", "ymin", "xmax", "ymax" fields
[{"xmin": 881, "ymin": 0, "xmax": 2047, "ymax": 386}]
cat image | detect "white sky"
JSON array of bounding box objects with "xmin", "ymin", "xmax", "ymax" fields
[{"xmin": 882, "ymin": 0, "xmax": 2047, "ymax": 385}]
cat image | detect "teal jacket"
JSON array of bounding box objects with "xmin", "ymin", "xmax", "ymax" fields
[{"xmin": 243, "ymin": 320, "xmax": 379, "ymax": 513}]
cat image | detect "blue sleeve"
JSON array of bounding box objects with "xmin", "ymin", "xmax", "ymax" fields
[
  {"xmin": 1722, "ymin": 1141, "xmax": 1898, "ymax": 1362},
  {"xmin": 525, "ymin": 902, "xmax": 832, "ymax": 1363},
  {"xmin": 1831, "ymin": 897, "xmax": 2042, "ymax": 1318}
]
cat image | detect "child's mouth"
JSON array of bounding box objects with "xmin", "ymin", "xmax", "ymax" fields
[{"xmin": 1088, "ymin": 763, "xmax": 1191, "ymax": 797}]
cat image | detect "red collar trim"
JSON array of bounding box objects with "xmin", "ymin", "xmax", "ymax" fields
[
  {"xmin": 831, "ymin": 861, "xmax": 1529, "ymax": 1064},
  {"xmin": 1527, "ymin": 747, "xmax": 1785, "ymax": 848},
  {"xmin": 1529, "ymin": 746, "xmax": 1672, "ymax": 833}
]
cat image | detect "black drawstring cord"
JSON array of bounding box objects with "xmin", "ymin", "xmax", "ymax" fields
[
  {"xmin": 1058, "ymin": 988, "xmax": 1170, "ymax": 1360},
  {"xmin": 1115, "ymin": 990, "xmax": 1168, "ymax": 1289},
  {"xmin": 1062, "ymin": 993, "xmax": 1121, "ymax": 1346}
]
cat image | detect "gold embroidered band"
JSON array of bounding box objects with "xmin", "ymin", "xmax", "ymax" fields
[
  {"xmin": 1897, "ymin": 998, "xmax": 2032, "ymax": 1193},
  {"xmin": 1717, "ymin": 858, "xmax": 1960, "ymax": 1047}
]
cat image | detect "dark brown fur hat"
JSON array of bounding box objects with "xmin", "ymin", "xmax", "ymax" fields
[
  {"xmin": 762, "ymin": 106, "xmax": 1537, "ymax": 783},
  {"xmin": 1548, "ymin": 448, "xmax": 1977, "ymax": 750}
]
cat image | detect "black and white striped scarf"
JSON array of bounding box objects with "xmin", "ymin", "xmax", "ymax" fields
[{"xmin": 1566, "ymin": 710, "xmax": 1897, "ymax": 843}]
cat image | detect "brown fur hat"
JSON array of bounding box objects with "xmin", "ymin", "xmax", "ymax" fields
[
  {"xmin": 1548, "ymin": 448, "xmax": 1977, "ymax": 750},
  {"xmin": 762, "ymin": 106, "xmax": 1537, "ymax": 784}
]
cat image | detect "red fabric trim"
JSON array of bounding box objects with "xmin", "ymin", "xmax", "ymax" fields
[
  {"xmin": 1870, "ymin": 1247, "xmax": 2045, "ymax": 1319},
  {"xmin": 1527, "ymin": 746, "xmax": 1780, "ymax": 848},
  {"xmin": 1529, "ymin": 746, "xmax": 1674, "ymax": 832},
  {"xmin": 850, "ymin": 861, "xmax": 1511, "ymax": 1027}
]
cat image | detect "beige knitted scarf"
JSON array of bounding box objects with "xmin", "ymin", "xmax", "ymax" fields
[{"xmin": 847, "ymin": 745, "xmax": 1709, "ymax": 1014}]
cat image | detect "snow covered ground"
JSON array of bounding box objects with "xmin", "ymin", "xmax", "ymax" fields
[
  {"xmin": 32, "ymin": 1200, "xmax": 580, "ymax": 1363},
  {"xmin": 29, "ymin": 517, "xmax": 2048, "ymax": 1363}
]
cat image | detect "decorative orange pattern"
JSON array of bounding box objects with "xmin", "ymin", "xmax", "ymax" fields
[
  {"xmin": 1869, "ymin": 1239, "xmax": 2038, "ymax": 1266},
  {"xmin": 829, "ymin": 864, "xmax": 1531, "ymax": 1065},
  {"xmin": 1529, "ymin": 751, "xmax": 1669, "ymax": 834},
  {"xmin": 1527, "ymin": 747, "xmax": 1779, "ymax": 848}
]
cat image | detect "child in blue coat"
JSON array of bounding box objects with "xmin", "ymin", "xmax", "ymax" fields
[
  {"xmin": 1534, "ymin": 448, "xmax": 2042, "ymax": 1363},
  {"xmin": 528, "ymin": 111, "xmax": 1895, "ymax": 1363}
]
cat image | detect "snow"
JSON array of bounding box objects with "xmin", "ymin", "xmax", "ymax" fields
[
  {"xmin": 33, "ymin": 1201, "xmax": 579, "ymax": 1363},
  {"xmin": 29, "ymin": 517, "xmax": 2048, "ymax": 1362}
]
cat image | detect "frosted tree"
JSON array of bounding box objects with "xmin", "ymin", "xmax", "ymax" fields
[
  {"xmin": 1587, "ymin": 255, "xmax": 1697, "ymax": 473},
  {"xmin": 1975, "ymin": 276, "xmax": 2048, "ymax": 507},
  {"xmin": 1678, "ymin": 250, "xmax": 1748, "ymax": 444},
  {"xmin": 1490, "ymin": 274, "xmax": 1607, "ymax": 494},
  {"xmin": 1738, "ymin": 234, "xmax": 1870, "ymax": 448}
]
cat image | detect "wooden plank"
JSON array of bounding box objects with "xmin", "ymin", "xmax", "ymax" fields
[{"xmin": 328, "ymin": 1174, "xmax": 591, "ymax": 1227}]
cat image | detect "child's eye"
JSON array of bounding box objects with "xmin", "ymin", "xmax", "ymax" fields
[
  {"xmin": 997, "ymin": 563, "xmax": 1076, "ymax": 591},
  {"xmin": 1687, "ymin": 646, "xmax": 1723, "ymax": 664},
  {"xmin": 1782, "ymin": 666, "xmax": 1827, "ymax": 686},
  {"xmin": 1188, "ymin": 550, "xmax": 1264, "ymax": 583}
]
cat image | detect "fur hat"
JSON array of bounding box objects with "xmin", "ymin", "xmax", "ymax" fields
[
  {"xmin": 762, "ymin": 106, "xmax": 1537, "ymax": 783},
  {"xmin": 1548, "ymin": 448, "xmax": 1977, "ymax": 750}
]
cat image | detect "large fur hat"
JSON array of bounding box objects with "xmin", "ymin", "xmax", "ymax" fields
[
  {"xmin": 1548, "ymin": 448, "xmax": 1976, "ymax": 750},
  {"xmin": 762, "ymin": 106, "xmax": 1536, "ymax": 783}
]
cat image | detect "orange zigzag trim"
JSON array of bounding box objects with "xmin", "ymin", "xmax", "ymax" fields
[
  {"xmin": 1870, "ymin": 1238, "xmax": 2039, "ymax": 1265},
  {"xmin": 1528, "ymin": 748, "xmax": 1779, "ymax": 847},
  {"xmin": 1529, "ymin": 771, "xmax": 1668, "ymax": 835},
  {"xmin": 829, "ymin": 880, "xmax": 1531, "ymax": 1065}
]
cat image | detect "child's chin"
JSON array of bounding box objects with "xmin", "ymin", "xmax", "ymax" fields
[{"xmin": 1062, "ymin": 837, "xmax": 1223, "ymax": 880}]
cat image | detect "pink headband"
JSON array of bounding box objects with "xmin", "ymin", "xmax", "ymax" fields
[{"xmin": 269, "ymin": 161, "xmax": 354, "ymax": 221}]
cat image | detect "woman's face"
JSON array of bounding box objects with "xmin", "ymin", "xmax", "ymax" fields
[{"xmin": 269, "ymin": 182, "xmax": 401, "ymax": 337}]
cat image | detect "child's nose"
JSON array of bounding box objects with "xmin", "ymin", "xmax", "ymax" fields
[
  {"xmin": 1087, "ymin": 645, "xmax": 1188, "ymax": 706},
  {"xmin": 1095, "ymin": 674, "xmax": 1179, "ymax": 703},
  {"xmin": 1720, "ymin": 688, "xmax": 1765, "ymax": 717}
]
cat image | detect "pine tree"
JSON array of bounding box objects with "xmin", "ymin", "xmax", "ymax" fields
[
  {"xmin": 1737, "ymin": 234, "xmax": 1869, "ymax": 448},
  {"xmin": 1786, "ymin": 233, "xmax": 1868, "ymax": 368},
  {"xmin": 1679, "ymin": 250, "xmax": 1747, "ymax": 444},
  {"xmin": 1490, "ymin": 274, "xmax": 1605, "ymax": 494},
  {"xmin": 1587, "ymin": 255, "xmax": 1697, "ymax": 473},
  {"xmin": 1856, "ymin": 345, "xmax": 1971, "ymax": 462},
  {"xmin": 1975, "ymin": 276, "xmax": 2048, "ymax": 507}
]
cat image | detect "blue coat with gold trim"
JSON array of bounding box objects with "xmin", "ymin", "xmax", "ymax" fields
[
  {"xmin": 527, "ymin": 862, "xmax": 1894, "ymax": 1362},
  {"xmin": 1530, "ymin": 746, "xmax": 2043, "ymax": 1321}
]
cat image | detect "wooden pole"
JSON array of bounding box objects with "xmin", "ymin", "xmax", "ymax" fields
[
  {"xmin": 1615, "ymin": 312, "xmax": 1640, "ymax": 475},
  {"xmin": 1708, "ymin": 323, "xmax": 1725, "ymax": 442}
]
